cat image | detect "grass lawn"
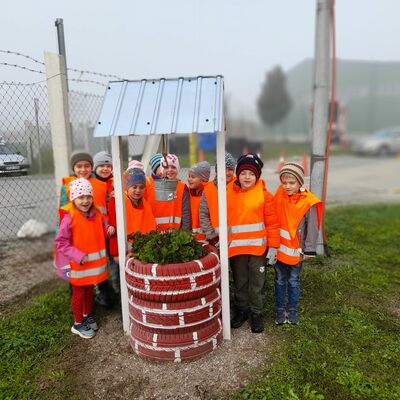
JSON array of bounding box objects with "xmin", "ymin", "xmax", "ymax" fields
[
  {"xmin": 0, "ymin": 204, "xmax": 399, "ymax": 399},
  {"xmin": 236, "ymin": 204, "xmax": 400, "ymax": 400}
]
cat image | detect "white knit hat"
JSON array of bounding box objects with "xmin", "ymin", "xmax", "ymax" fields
[
  {"xmin": 160, "ymin": 153, "xmax": 180, "ymax": 175},
  {"xmin": 69, "ymin": 178, "xmax": 93, "ymax": 201}
]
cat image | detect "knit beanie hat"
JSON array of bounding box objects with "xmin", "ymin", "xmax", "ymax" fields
[
  {"xmin": 189, "ymin": 161, "xmax": 211, "ymax": 182},
  {"xmin": 279, "ymin": 162, "xmax": 304, "ymax": 186},
  {"xmin": 149, "ymin": 153, "xmax": 163, "ymax": 174},
  {"xmin": 214, "ymin": 152, "xmax": 236, "ymax": 175},
  {"xmin": 69, "ymin": 178, "xmax": 93, "ymax": 201},
  {"xmin": 70, "ymin": 150, "xmax": 93, "ymax": 171},
  {"xmin": 93, "ymin": 151, "xmax": 112, "ymax": 170},
  {"xmin": 125, "ymin": 168, "xmax": 146, "ymax": 189},
  {"xmin": 236, "ymin": 153, "xmax": 264, "ymax": 181},
  {"xmin": 127, "ymin": 159, "xmax": 145, "ymax": 171},
  {"xmin": 160, "ymin": 153, "xmax": 180, "ymax": 174}
]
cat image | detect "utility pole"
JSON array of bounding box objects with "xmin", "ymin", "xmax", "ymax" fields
[
  {"xmin": 55, "ymin": 18, "xmax": 73, "ymax": 152},
  {"xmin": 310, "ymin": 0, "xmax": 331, "ymax": 255}
]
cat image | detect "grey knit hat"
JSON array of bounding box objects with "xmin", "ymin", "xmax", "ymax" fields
[
  {"xmin": 93, "ymin": 151, "xmax": 112, "ymax": 171},
  {"xmin": 215, "ymin": 152, "xmax": 236, "ymax": 174},
  {"xmin": 126, "ymin": 168, "xmax": 146, "ymax": 189},
  {"xmin": 70, "ymin": 150, "xmax": 93, "ymax": 171},
  {"xmin": 189, "ymin": 161, "xmax": 211, "ymax": 182},
  {"xmin": 279, "ymin": 162, "xmax": 304, "ymax": 186}
]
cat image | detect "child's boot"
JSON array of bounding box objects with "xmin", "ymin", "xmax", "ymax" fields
[
  {"xmin": 275, "ymin": 308, "xmax": 286, "ymax": 325},
  {"xmin": 250, "ymin": 313, "xmax": 264, "ymax": 333},
  {"xmin": 288, "ymin": 308, "xmax": 298, "ymax": 325},
  {"xmin": 231, "ymin": 309, "xmax": 249, "ymax": 329}
]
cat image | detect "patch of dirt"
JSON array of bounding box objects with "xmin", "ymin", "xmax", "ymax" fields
[{"xmin": 57, "ymin": 309, "xmax": 274, "ymax": 400}]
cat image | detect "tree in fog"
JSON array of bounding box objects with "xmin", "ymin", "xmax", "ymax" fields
[{"xmin": 257, "ymin": 66, "xmax": 292, "ymax": 127}]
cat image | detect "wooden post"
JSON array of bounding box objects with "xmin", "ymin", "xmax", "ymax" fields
[
  {"xmin": 111, "ymin": 136, "xmax": 129, "ymax": 334},
  {"xmin": 216, "ymin": 129, "xmax": 231, "ymax": 340}
]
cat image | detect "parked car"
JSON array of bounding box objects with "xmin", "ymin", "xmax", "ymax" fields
[
  {"xmin": 0, "ymin": 139, "xmax": 30, "ymax": 175},
  {"xmin": 351, "ymin": 127, "xmax": 400, "ymax": 156}
]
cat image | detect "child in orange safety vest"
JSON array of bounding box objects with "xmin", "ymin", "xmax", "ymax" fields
[
  {"xmin": 227, "ymin": 153, "xmax": 280, "ymax": 334},
  {"xmin": 107, "ymin": 167, "xmax": 157, "ymax": 259},
  {"xmin": 271, "ymin": 162, "xmax": 322, "ymax": 325},
  {"xmin": 145, "ymin": 153, "xmax": 191, "ymax": 231},
  {"xmin": 199, "ymin": 152, "xmax": 236, "ymax": 247},
  {"xmin": 187, "ymin": 161, "xmax": 211, "ymax": 241},
  {"xmin": 54, "ymin": 178, "xmax": 115, "ymax": 339}
]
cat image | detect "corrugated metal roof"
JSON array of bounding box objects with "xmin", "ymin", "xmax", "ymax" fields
[{"xmin": 93, "ymin": 76, "xmax": 224, "ymax": 137}]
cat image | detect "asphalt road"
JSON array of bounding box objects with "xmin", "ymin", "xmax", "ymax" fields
[{"xmin": 0, "ymin": 155, "xmax": 399, "ymax": 240}]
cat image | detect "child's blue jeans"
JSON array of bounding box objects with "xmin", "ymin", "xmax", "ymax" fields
[{"xmin": 274, "ymin": 261, "xmax": 302, "ymax": 310}]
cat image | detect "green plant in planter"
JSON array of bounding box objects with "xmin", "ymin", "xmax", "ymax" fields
[{"xmin": 128, "ymin": 229, "xmax": 209, "ymax": 264}]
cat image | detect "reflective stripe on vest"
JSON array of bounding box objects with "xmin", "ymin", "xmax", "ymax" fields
[
  {"xmin": 279, "ymin": 244, "xmax": 300, "ymax": 257},
  {"xmin": 280, "ymin": 228, "xmax": 291, "ymax": 240},
  {"xmin": 229, "ymin": 237, "xmax": 266, "ymax": 248},
  {"xmin": 69, "ymin": 263, "xmax": 108, "ymax": 279},
  {"xmin": 228, "ymin": 222, "xmax": 265, "ymax": 234},
  {"xmin": 155, "ymin": 216, "xmax": 182, "ymax": 225},
  {"xmin": 97, "ymin": 206, "xmax": 107, "ymax": 215},
  {"xmin": 192, "ymin": 227, "xmax": 203, "ymax": 234},
  {"xmin": 87, "ymin": 248, "xmax": 107, "ymax": 262}
]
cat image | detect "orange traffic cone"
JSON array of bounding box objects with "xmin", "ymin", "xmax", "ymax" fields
[
  {"xmin": 276, "ymin": 152, "xmax": 285, "ymax": 173},
  {"xmin": 302, "ymin": 153, "xmax": 308, "ymax": 176}
]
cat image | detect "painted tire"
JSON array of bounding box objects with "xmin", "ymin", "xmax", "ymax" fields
[
  {"xmin": 125, "ymin": 249, "xmax": 220, "ymax": 302},
  {"xmin": 128, "ymin": 288, "xmax": 221, "ymax": 332},
  {"xmin": 130, "ymin": 316, "xmax": 222, "ymax": 362}
]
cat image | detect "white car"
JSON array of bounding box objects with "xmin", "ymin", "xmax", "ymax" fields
[
  {"xmin": 351, "ymin": 127, "xmax": 400, "ymax": 156},
  {"xmin": 0, "ymin": 139, "xmax": 30, "ymax": 175}
]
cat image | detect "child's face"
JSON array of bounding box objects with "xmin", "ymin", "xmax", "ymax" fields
[
  {"xmin": 73, "ymin": 161, "xmax": 92, "ymax": 179},
  {"xmin": 226, "ymin": 168, "xmax": 234, "ymax": 184},
  {"xmin": 96, "ymin": 164, "xmax": 112, "ymax": 179},
  {"xmin": 164, "ymin": 165, "xmax": 178, "ymax": 180},
  {"xmin": 281, "ymin": 174, "xmax": 301, "ymax": 196},
  {"xmin": 73, "ymin": 195, "xmax": 93, "ymax": 214},
  {"xmin": 127, "ymin": 183, "xmax": 146, "ymax": 201},
  {"xmin": 238, "ymin": 170, "xmax": 256, "ymax": 190},
  {"xmin": 187, "ymin": 173, "xmax": 202, "ymax": 190}
]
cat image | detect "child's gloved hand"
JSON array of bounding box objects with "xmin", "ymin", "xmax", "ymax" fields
[
  {"xmin": 266, "ymin": 248, "xmax": 277, "ymax": 266},
  {"xmin": 107, "ymin": 225, "xmax": 116, "ymax": 236}
]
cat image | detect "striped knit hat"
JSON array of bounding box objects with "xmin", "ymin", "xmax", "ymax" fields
[
  {"xmin": 279, "ymin": 162, "xmax": 304, "ymax": 186},
  {"xmin": 149, "ymin": 153, "xmax": 163, "ymax": 174}
]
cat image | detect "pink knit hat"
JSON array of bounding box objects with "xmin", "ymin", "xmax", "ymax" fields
[
  {"xmin": 160, "ymin": 154, "xmax": 180, "ymax": 175},
  {"xmin": 127, "ymin": 159, "xmax": 145, "ymax": 171},
  {"xmin": 69, "ymin": 178, "xmax": 93, "ymax": 201}
]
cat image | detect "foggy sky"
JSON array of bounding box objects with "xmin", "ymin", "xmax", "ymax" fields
[{"xmin": 2, "ymin": 0, "xmax": 400, "ymax": 117}]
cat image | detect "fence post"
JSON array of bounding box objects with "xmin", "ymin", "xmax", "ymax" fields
[{"xmin": 44, "ymin": 51, "xmax": 71, "ymax": 201}]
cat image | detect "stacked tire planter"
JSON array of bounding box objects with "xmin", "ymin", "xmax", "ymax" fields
[{"xmin": 125, "ymin": 246, "xmax": 223, "ymax": 362}]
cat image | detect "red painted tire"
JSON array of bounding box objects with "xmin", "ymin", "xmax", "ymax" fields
[
  {"xmin": 125, "ymin": 250, "xmax": 221, "ymax": 302},
  {"xmin": 128, "ymin": 288, "xmax": 221, "ymax": 332},
  {"xmin": 130, "ymin": 316, "xmax": 222, "ymax": 362}
]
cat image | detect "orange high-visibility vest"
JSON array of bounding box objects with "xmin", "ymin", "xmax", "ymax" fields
[
  {"xmin": 125, "ymin": 194, "xmax": 157, "ymax": 237},
  {"xmin": 226, "ymin": 180, "xmax": 267, "ymax": 258},
  {"xmin": 203, "ymin": 179, "xmax": 236, "ymax": 233},
  {"xmin": 274, "ymin": 186, "xmax": 322, "ymax": 265},
  {"xmin": 189, "ymin": 183, "xmax": 209, "ymax": 240},
  {"xmin": 145, "ymin": 177, "xmax": 186, "ymax": 230},
  {"xmin": 90, "ymin": 177, "xmax": 114, "ymax": 215},
  {"xmin": 62, "ymin": 203, "xmax": 108, "ymax": 286}
]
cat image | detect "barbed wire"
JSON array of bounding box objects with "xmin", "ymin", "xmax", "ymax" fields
[
  {"xmin": 1, "ymin": 48, "xmax": 127, "ymax": 81},
  {"xmin": 69, "ymin": 78, "xmax": 107, "ymax": 87},
  {"xmin": 0, "ymin": 62, "xmax": 45, "ymax": 74},
  {"xmin": 0, "ymin": 49, "xmax": 45, "ymax": 65}
]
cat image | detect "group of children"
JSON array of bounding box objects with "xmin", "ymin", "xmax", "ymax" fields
[{"xmin": 54, "ymin": 149, "xmax": 322, "ymax": 339}]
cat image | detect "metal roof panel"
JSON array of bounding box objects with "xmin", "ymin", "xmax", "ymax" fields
[{"xmin": 94, "ymin": 76, "xmax": 224, "ymax": 137}]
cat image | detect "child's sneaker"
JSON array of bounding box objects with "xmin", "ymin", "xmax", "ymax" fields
[
  {"xmin": 71, "ymin": 322, "xmax": 95, "ymax": 339},
  {"xmin": 287, "ymin": 309, "xmax": 298, "ymax": 325},
  {"xmin": 83, "ymin": 315, "xmax": 98, "ymax": 331},
  {"xmin": 275, "ymin": 308, "xmax": 287, "ymax": 325}
]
